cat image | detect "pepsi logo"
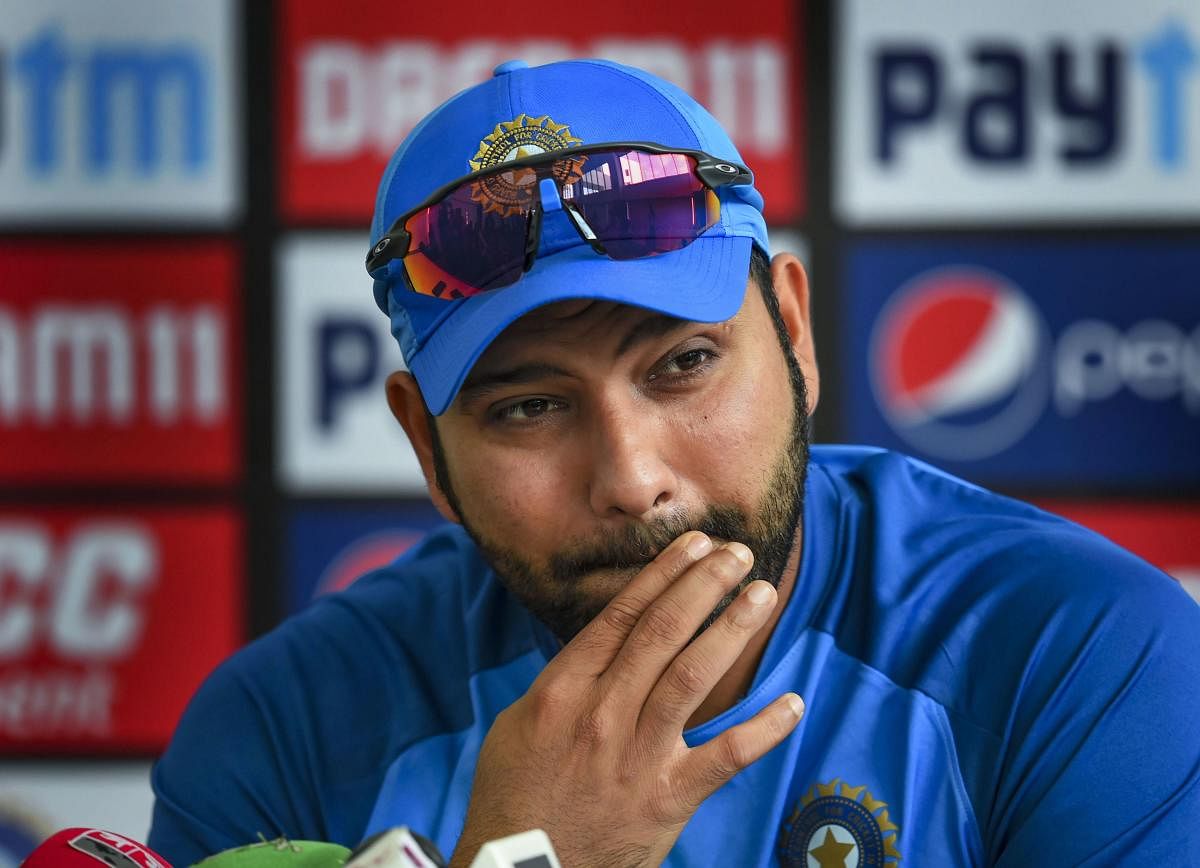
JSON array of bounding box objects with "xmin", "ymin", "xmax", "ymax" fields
[
  {"xmin": 312, "ymin": 530, "xmax": 425, "ymax": 600},
  {"xmin": 870, "ymin": 268, "xmax": 1052, "ymax": 461}
]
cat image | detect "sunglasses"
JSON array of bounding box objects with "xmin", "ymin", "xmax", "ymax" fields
[{"xmin": 365, "ymin": 142, "xmax": 753, "ymax": 300}]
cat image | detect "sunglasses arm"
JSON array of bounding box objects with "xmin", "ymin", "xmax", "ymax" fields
[
  {"xmin": 365, "ymin": 221, "xmax": 412, "ymax": 274},
  {"xmin": 522, "ymin": 204, "xmax": 544, "ymax": 274},
  {"xmin": 562, "ymin": 203, "xmax": 609, "ymax": 257}
]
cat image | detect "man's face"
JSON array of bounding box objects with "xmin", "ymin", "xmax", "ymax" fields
[{"xmin": 427, "ymin": 276, "xmax": 811, "ymax": 643}]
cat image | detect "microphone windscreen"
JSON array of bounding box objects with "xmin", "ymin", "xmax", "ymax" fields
[
  {"xmin": 190, "ymin": 838, "xmax": 351, "ymax": 867},
  {"xmin": 22, "ymin": 828, "xmax": 173, "ymax": 868}
]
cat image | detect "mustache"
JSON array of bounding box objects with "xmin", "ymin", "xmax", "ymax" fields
[{"xmin": 547, "ymin": 505, "xmax": 750, "ymax": 583}]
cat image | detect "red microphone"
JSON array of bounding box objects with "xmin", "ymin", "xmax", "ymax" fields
[{"xmin": 21, "ymin": 828, "xmax": 173, "ymax": 868}]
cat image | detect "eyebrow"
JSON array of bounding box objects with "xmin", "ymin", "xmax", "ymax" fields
[
  {"xmin": 457, "ymin": 314, "xmax": 695, "ymax": 405},
  {"xmin": 458, "ymin": 362, "xmax": 574, "ymax": 403},
  {"xmin": 615, "ymin": 313, "xmax": 692, "ymax": 357}
]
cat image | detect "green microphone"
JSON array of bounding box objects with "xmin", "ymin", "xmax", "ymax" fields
[{"xmin": 190, "ymin": 836, "xmax": 351, "ymax": 867}]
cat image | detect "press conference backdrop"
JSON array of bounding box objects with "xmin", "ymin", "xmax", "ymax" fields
[{"xmin": 1, "ymin": 0, "xmax": 1197, "ymax": 861}]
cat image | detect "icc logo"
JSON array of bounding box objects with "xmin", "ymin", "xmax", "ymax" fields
[{"xmin": 869, "ymin": 268, "xmax": 1052, "ymax": 462}]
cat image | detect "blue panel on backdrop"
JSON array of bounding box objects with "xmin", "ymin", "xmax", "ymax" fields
[
  {"xmin": 842, "ymin": 241, "xmax": 1200, "ymax": 489},
  {"xmin": 287, "ymin": 504, "xmax": 447, "ymax": 614}
]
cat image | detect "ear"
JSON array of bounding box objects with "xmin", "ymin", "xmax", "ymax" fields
[
  {"xmin": 769, "ymin": 252, "xmax": 820, "ymax": 415},
  {"xmin": 385, "ymin": 371, "xmax": 462, "ymax": 524}
]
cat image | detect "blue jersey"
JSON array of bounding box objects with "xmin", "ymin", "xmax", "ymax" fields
[{"xmin": 149, "ymin": 447, "xmax": 1200, "ymax": 866}]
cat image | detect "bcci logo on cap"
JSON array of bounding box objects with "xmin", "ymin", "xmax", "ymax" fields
[
  {"xmin": 869, "ymin": 268, "xmax": 1052, "ymax": 462},
  {"xmin": 469, "ymin": 114, "xmax": 584, "ymax": 216}
]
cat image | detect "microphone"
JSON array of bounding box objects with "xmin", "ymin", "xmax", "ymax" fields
[
  {"xmin": 345, "ymin": 827, "xmax": 447, "ymax": 867},
  {"xmin": 21, "ymin": 828, "xmax": 173, "ymax": 868},
  {"xmin": 467, "ymin": 830, "xmax": 561, "ymax": 868},
  {"xmin": 189, "ymin": 837, "xmax": 351, "ymax": 866}
]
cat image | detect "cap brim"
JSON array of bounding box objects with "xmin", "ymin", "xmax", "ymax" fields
[{"xmin": 409, "ymin": 235, "xmax": 752, "ymax": 415}]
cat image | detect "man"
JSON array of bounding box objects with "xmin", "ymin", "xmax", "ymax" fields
[{"xmin": 150, "ymin": 59, "xmax": 1200, "ymax": 866}]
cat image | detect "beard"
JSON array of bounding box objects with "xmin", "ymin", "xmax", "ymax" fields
[{"xmin": 432, "ymin": 310, "xmax": 811, "ymax": 644}]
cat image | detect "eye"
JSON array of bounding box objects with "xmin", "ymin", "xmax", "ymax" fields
[
  {"xmin": 650, "ymin": 346, "xmax": 717, "ymax": 382},
  {"xmin": 493, "ymin": 397, "xmax": 565, "ymax": 422},
  {"xmin": 669, "ymin": 349, "xmax": 711, "ymax": 372}
]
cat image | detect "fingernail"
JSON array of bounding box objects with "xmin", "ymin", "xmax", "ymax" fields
[
  {"xmin": 746, "ymin": 581, "xmax": 773, "ymax": 606},
  {"xmin": 686, "ymin": 533, "xmax": 713, "ymax": 558},
  {"xmin": 786, "ymin": 694, "xmax": 805, "ymax": 718},
  {"xmin": 725, "ymin": 542, "xmax": 753, "ymax": 565}
]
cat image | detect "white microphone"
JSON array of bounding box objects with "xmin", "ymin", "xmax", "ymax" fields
[
  {"xmin": 345, "ymin": 827, "xmax": 447, "ymax": 868},
  {"xmin": 467, "ymin": 830, "xmax": 561, "ymax": 868}
]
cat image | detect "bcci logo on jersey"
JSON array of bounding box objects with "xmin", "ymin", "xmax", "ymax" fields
[
  {"xmin": 869, "ymin": 268, "xmax": 1053, "ymax": 462},
  {"xmin": 779, "ymin": 778, "xmax": 902, "ymax": 867}
]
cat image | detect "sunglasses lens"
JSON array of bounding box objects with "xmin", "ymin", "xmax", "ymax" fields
[
  {"xmin": 403, "ymin": 179, "xmax": 534, "ymax": 298},
  {"xmin": 561, "ymin": 151, "xmax": 720, "ymax": 260},
  {"xmin": 395, "ymin": 149, "xmax": 726, "ymax": 298}
]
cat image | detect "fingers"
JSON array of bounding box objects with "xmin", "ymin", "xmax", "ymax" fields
[
  {"xmin": 679, "ymin": 692, "xmax": 804, "ymax": 804},
  {"xmin": 553, "ymin": 531, "xmax": 715, "ymax": 677},
  {"xmin": 599, "ymin": 541, "xmax": 755, "ymax": 700},
  {"xmin": 637, "ymin": 580, "xmax": 778, "ymax": 745}
]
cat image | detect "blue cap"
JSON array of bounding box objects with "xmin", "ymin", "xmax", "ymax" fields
[{"xmin": 369, "ymin": 58, "xmax": 771, "ymax": 415}]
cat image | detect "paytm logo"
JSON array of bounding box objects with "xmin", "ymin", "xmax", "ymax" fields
[
  {"xmin": 4, "ymin": 27, "xmax": 208, "ymax": 177},
  {"xmin": 278, "ymin": 235, "xmax": 427, "ymax": 493},
  {"xmin": 875, "ymin": 19, "xmax": 1196, "ymax": 170},
  {"xmin": 0, "ymin": 0, "xmax": 238, "ymax": 223},
  {"xmin": 317, "ymin": 317, "xmax": 382, "ymax": 431},
  {"xmin": 838, "ymin": 1, "xmax": 1200, "ymax": 222}
]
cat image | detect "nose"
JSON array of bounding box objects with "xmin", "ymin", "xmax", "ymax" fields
[{"xmin": 586, "ymin": 397, "xmax": 678, "ymax": 521}]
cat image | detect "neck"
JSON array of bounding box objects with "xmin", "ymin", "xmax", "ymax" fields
[{"xmin": 685, "ymin": 526, "xmax": 804, "ymax": 729}]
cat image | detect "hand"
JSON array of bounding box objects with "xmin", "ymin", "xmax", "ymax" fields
[{"xmin": 449, "ymin": 532, "xmax": 805, "ymax": 868}]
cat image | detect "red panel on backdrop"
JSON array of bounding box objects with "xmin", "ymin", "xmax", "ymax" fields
[
  {"xmin": 0, "ymin": 507, "xmax": 242, "ymax": 753},
  {"xmin": 1038, "ymin": 501, "xmax": 1200, "ymax": 598},
  {"xmin": 278, "ymin": 0, "xmax": 804, "ymax": 223},
  {"xmin": 0, "ymin": 241, "xmax": 241, "ymax": 484}
]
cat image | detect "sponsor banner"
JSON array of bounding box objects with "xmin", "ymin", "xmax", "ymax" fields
[
  {"xmin": 0, "ymin": 0, "xmax": 239, "ymax": 224},
  {"xmin": 837, "ymin": 1, "xmax": 1200, "ymax": 223},
  {"xmin": 0, "ymin": 241, "xmax": 241, "ymax": 485},
  {"xmin": 278, "ymin": 0, "xmax": 802, "ymax": 223},
  {"xmin": 286, "ymin": 506, "xmax": 445, "ymax": 614},
  {"xmin": 0, "ymin": 762, "xmax": 154, "ymax": 866},
  {"xmin": 1038, "ymin": 501, "xmax": 1200, "ymax": 605},
  {"xmin": 0, "ymin": 508, "xmax": 242, "ymax": 753},
  {"xmin": 277, "ymin": 233, "xmax": 427, "ymax": 493},
  {"xmin": 842, "ymin": 241, "xmax": 1200, "ymax": 488}
]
